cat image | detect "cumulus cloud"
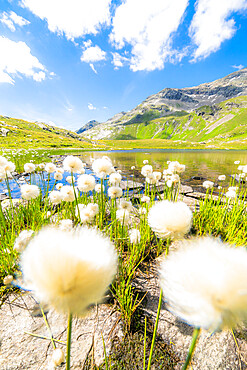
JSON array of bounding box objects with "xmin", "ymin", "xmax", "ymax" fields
[
  {"xmin": 88, "ymin": 103, "xmax": 96, "ymax": 110},
  {"xmin": 189, "ymin": 0, "xmax": 247, "ymax": 60},
  {"xmin": 20, "ymin": 0, "xmax": 111, "ymax": 40},
  {"xmin": 110, "ymin": 0, "xmax": 189, "ymax": 72},
  {"xmin": 0, "ymin": 11, "xmax": 30, "ymax": 31},
  {"xmin": 0, "ymin": 36, "xmax": 46, "ymax": 84},
  {"xmin": 81, "ymin": 45, "xmax": 106, "ymax": 63}
]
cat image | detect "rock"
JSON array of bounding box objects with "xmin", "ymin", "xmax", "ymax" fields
[
  {"xmin": 0, "ymin": 292, "xmax": 123, "ymax": 369},
  {"xmin": 0, "ymin": 128, "xmax": 10, "ymax": 136},
  {"xmin": 180, "ymin": 184, "xmax": 193, "ymax": 194},
  {"xmin": 120, "ymin": 180, "xmax": 144, "ymax": 190}
]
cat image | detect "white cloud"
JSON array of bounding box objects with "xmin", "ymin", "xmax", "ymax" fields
[
  {"xmin": 89, "ymin": 63, "xmax": 98, "ymax": 74},
  {"xmin": 21, "ymin": 0, "xmax": 111, "ymax": 40},
  {"xmin": 189, "ymin": 0, "xmax": 247, "ymax": 60},
  {"xmin": 0, "ymin": 36, "xmax": 46, "ymax": 84},
  {"xmin": 0, "ymin": 11, "xmax": 30, "ymax": 31},
  {"xmin": 232, "ymin": 64, "xmax": 244, "ymax": 70},
  {"xmin": 88, "ymin": 103, "xmax": 96, "ymax": 110},
  {"xmin": 81, "ymin": 45, "xmax": 106, "ymax": 63},
  {"xmin": 111, "ymin": 52, "xmax": 129, "ymax": 69},
  {"xmin": 110, "ymin": 0, "xmax": 189, "ymax": 72}
]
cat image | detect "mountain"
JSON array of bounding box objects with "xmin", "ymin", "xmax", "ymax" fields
[
  {"xmin": 80, "ymin": 68, "xmax": 247, "ymax": 142},
  {"xmin": 76, "ymin": 120, "xmax": 100, "ymax": 134},
  {"xmin": 0, "ymin": 116, "xmax": 96, "ymax": 149}
]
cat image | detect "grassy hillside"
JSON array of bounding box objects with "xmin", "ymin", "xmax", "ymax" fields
[{"xmin": 0, "ymin": 115, "xmax": 97, "ymax": 149}]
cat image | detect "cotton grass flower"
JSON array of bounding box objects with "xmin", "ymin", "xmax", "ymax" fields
[
  {"xmin": 148, "ymin": 200, "xmax": 192, "ymax": 239},
  {"xmin": 218, "ymin": 175, "xmax": 226, "ymax": 181},
  {"xmin": 143, "ymin": 159, "xmax": 149, "ymax": 164},
  {"xmin": 14, "ymin": 230, "xmax": 34, "ymax": 252},
  {"xmin": 52, "ymin": 348, "xmax": 65, "ymax": 367},
  {"xmin": 45, "ymin": 163, "xmax": 56, "ymax": 173},
  {"xmin": 129, "ymin": 229, "xmax": 141, "ymax": 244},
  {"xmin": 117, "ymin": 199, "xmax": 133, "ymax": 212},
  {"xmin": 116, "ymin": 209, "xmax": 131, "ymax": 224},
  {"xmin": 21, "ymin": 184, "xmax": 40, "ymax": 200},
  {"xmin": 49, "ymin": 190, "xmax": 62, "ymax": 205},
  {"xmin": 95, "ymin": 183, "xmax": 104, "ymax": 193},
  {"xmin": 24, "ymin": 163, "xmax": 35, "ymax": 173},
  {"xmin": 202, "ymin": 180, "xmax": 214, "ymax": 189},
  {"xmin": 60, "ymin": 185, "xmax": 77, "ymax": 202},
  {"xmin": 140, "ymin": 195, "xmax": 150, "ymax": 203},
  {"xmin": 20, "ymin": 226, "xmax": 118, "ymax": 315},
  {"xmin": 75, "ymin": 203, "xmax": 99, "ymax": 223},
  {"xmin": 108, "ymin": 186, "xmax": 123, "ymax": 199},
  {"xmin": 54, "ymin": 172, "xmax": 63, "ymax": 181},
  {"xmin": 3, "ymin": 275, "xmax": 13, "ymax": 285},
  {"xmin": 159, "ymin": 237, "xmax": 247, "ymax": 331},
  {"xmin": 0, "ymin": 155, "xmax": 8, "ymax": 167},
  {"xmin": 109, "ymin": 172, "xmax": 122, "ymax": 185},
  {"xmin": 92, "ymin": 157, "xmax": 113, "ymax": 178},
  {"xmin": 141, "ymin": 164, "xmax": 153, "ymax": 177},
  {"xmin": 77, "ymin": 174, "xmax": 96, "ymax": 192},
  {"xmin": 63, "ymin": 155, "xmax": 84, "ymax": 173},
  {"xmin": 168, "ymin": 161, "xmax": 185, "ymax": 174},
  {"xmin": 56, "ymin": 183, "xmax": 63, "ymax": 190},
  {"xmin": 225, "ymin": 190, "xmax": 237, "ymax": 199},
  {"xmin": 66, "ymin": 175, "xmax": 74, "ymax": 184}
]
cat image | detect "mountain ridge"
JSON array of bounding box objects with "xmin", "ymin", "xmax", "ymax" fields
[{"xmin": 78, "ymin": 68, "xmax": 247, "ymax": 141}]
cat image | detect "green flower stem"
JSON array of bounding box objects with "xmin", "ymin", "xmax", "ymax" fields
[
  {"xmin": 147, "ymin": 289, "xmax": 163, "ymax": 370},
  {"xmin": 182, "ymin": 327, "xmax": 201, "ymax": 370},
  {"xmin": 40, "ymin": 305, "xmax": 56, "ymax": 349},
  {"xmin": 66, "ymin": 313, "xmax": 73, "ymax": 370}
]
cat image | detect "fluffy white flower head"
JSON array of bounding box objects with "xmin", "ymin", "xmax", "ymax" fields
[
  {"xmin": 141, "ymin": 165, "xmax": 153, "ymax": 177},
  {"xmin": 24, "ymin": 163, "xmax": 35, "ymax": 173},
  {"xmin": 14, "ymin": 230, "xmax": 34, "ymax": 252},
  {"xmin": 129, "ymin": 229, "xmax": 141, "ymax": 244},
  {"xmin": 60, "ymin": 185, "xmax": 77, "ymax": 202},
  {"xmin": 54, "ymin": 172, "xmax": 63, "ymax": 181},
  {"xmin": 116, "ymin": 209, "xmax": 131, "ymax": 224},
  {"xmin": 63, "ymin": 155, "xmax": 84, "ymax": 173},
  {"xmin": 45, "ymin": 163, "xmax": 56, "ymax": 173},
  {"xmin": 168, "ymin": 161, "xmax": 185, "ymax": 174},
  {"xmin": 140, "ymin": 195, "xmax": 150, "ymax": 203},
  {"xmin": 92, "ymin": 157, "xmax": 113, "ymax": 178},
  {"xmin": 20, "ymin": 226, "xmax": 118, "ymax": 314},
  {"xmin": 160, "ymin": 237, "xmax": 247, "ymax": 331},
  {"xmin": 77, "ymin": 174, "xmax": 96, "ymax": 192},
  {"xmin": 109, "ymin": 172, "xmax": 122, "ymax": 185},
  {"xmin": 148, "ymin": 200, "xmax": 192, "ymax": 239},
  {"xmin": 52, "ymin": 348, "xmax": 65, "ymax": 367},
  {"xmin": 49, "ymin": 190, "xmax": 62, "ymax": 205},
  {"xmin": 21, "ymin": 184, "xmax": 40, "ymax": 200},
  {"xmin": 108, "ymin": 186, "xmax": 123, "ymax": 199},
  {"xmin": 95, "ymin": 183, "xmax": 104, "ymax": 193},
  {"xmin": 203, "ymin": 180, "xmax": 214, "ymax": 189},
  {"xmin": 59, "ymin": 219, "xmax": 73, "ymax": 232},
  {"xmin": 0, "ymin": 156, "xmax": 8, "ymax": 168},
  {"xmin": 218, "ymin": 175, "xmax": 226, "ymax": 181}
]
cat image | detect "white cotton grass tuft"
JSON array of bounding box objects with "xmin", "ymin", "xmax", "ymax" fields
[
  {"xmin": 52, "ymin": 348, "xmax": 65, "ymax": 367},
  {"xmin": 95, "ymin": 183, "xmax": 104, "ymax": 193},
  {"xmin": 66, "ymin": 175, "xmax": 74, "ymax": 184},
  {"xmin": 63, "ymin": 155, "xmax": 84, "ymax": 173},
  {"xmin": 92, "ymin": 157, "xmax": 114, "ymax": 178},
  {"xmin": 108, "ymin": 186, "xmax": 123, "ymax": 199},
  {"xmin": 24, "ymin": 163, "xmax": 35, "ymax": 173},
  {"xmin": 148, "ymin": 200, "xmax": 192, "ymax": 239},
  {"xmin": 77, "ymin": 174, "xmax": 96, "ymax": 192},
  {"xmin": 117, "ymin": 199, "xmax": 133, "ymax": 212},
  {"xmin": 45, "ymin": 163, "xmax": 56, "ymax": 173},
  {"xmin": 116, "ymin": 209, "xmax": 131, "ymax": 224},
  {"xmin": 21, "ymin": 184, "xmax": 40, "ymax": 200},
  {"xmin": 141, "ymin": 165, "xmax": 153, "ymax": 177},
  {"xmin": 3, "ymin": 275, "xmax": 13, "ymax": 285},
  {"xmin": 140, "ymin": 195, "xmax": 150, "ymax": 203},
  {"xmin": 20, "ymin": 226, "xmax": 118, "ymax": 315},
  {"xmin": 129, "ymin": 229, "xmax": 141, "ymax": 244},
  {"xmin": 14, "ymin": 229, "xmax": 34, "ymax": 252},
  {"xmin": 168, "ymin": 161, "xmax": 185, "ymax": 174},
  {"xmin": 49, "ymin": 190, "xmax": 62, "ymax": 205},
  {"xmin": 159, "ymin": 237, "xmax": 247, "ymax": 331},
  {"xmin": 75, "ymin": 203, "xmax": 99, "ymax": 223},
  {"xmin": 218, "ymin": 175, "xmax": 226, "ymax": 181},
  {"xmin": 54, "ymin": 172, "xmax": 63, "ymax": 181},
  {"xmin": 109, "ymin": 172, "xmax": 122, "ymax": 185},
  {"xmin": 60, "ymin": 185, "xmax": 77, "ymax": 202},
  {"xmin": 202, "ymin": 180, "xmax": 214, "ymax": 189}
]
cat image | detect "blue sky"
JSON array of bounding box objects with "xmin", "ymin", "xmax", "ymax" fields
[{"xmin": 0, "ymin": 0, "xmax": 246, "ymax": 131}]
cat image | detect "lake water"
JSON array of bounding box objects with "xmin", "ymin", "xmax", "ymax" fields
[{"xmin": 1, "ymin": 149, "xmax": 247, "ymax": 198}]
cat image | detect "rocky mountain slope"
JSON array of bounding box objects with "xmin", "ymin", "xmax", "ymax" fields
[{"xmin": 79, "ymin": 68, "xmax": 247, "ymax": 142}]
